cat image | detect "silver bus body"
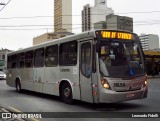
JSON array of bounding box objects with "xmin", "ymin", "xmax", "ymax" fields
[{"xmin": 6, "ymin": 30, "xmax": 148, "ymax": 103}]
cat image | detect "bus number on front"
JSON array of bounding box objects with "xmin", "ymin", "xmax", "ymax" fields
[{"xmin": 114, "ymin": 83, "xmax": 125, "ymax": 87}]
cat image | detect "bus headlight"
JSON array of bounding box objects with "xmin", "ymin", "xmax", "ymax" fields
[
  {"xmin": 144, "ymin": 80, "xmax": 147, "ymax": 85},
  {"xmin": 101, "ymin": 78, "xmax": 111, "ymax": 89}
]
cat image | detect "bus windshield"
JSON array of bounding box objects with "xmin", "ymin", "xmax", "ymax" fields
[{"xmin": 98, "ymin": 40, "xmax": 145, "ymax": 77}]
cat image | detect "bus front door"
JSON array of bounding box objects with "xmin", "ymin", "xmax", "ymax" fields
[{"xmin": 80, "ymin": 41, "xmax": 93, "ymax": 103}]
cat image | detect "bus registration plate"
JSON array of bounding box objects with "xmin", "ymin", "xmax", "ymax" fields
[{"xmin": 127, "ymin": 93, "xmax": 135, "ymax": 98}]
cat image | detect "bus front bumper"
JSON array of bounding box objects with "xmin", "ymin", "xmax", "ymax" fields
[{"xmin": 99, "ymin": 86, "xmax": 148, "ymax": 103}]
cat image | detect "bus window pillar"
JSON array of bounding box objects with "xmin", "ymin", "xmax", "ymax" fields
[{"xmin": 151, "ymin": 57, "xmax": 155, "ymax": 76}]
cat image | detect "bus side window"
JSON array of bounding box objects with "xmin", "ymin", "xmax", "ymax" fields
[
  {"xmin": 18, "ymin": 52, "xmax": 25, "ymax": 68},
  {"xmin": 7, "ymin": 56, "xmax": 11, "ymax": 69},
  {"xmin": 25, "ymin": 50, "xmax": 34, "ymax": 68},
  {"xmin": 59, "ymin": 41, "xmax": 77, "ymax": 66},
  {"xmin": 34, "ymin": 48, "xmax": 44, "ymax": 67},
  {"xmin": 81, "ymin": 42, "xmax": 91, "ymax": 78},
  {"xmin": 11, "ymin": 54, "xmax": 17, "ymax": 69},
  {"xmin": 92, "ymin": 45, "xmax": 96, "ymax": 73},
  {"xmin": 45, "ymin": 45, "xmax": 58, "ymax": 67}
]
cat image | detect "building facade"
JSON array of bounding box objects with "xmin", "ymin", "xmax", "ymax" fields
[
  {"xmin": 33, "ymin": 33, "xmax": 59, "ymax": 45},
  {"xmin": 139, "ymin": 34, "xmax": 159, "ymax": 50},
  {"xmin": 54, "ymin": 0, "xmax": 72, "ymax": 33},
  {"xmin": 82, "ymin": 0, "xmax": 114, "ymax": 32},
  {"xmin": 33, "ymin": 0, "xmax": 73, "ymax": 45},
  {"xmin": 94, "ymin": 21, "xmax": 107, "ymax": 30},
  {"xmin": 106, "ymin": 14, "xmax": 133, "ymax": 32},
  {"xmin": 0, "ymin": 49, "xmax": 12, "ymax": 71},
  {"xmin": 94, "ymin": 14, "xmax": 133, "ymax": 32},
  {"xmin": 33, "ymin": 32, "xmax": 74, "ymax": 45},
  {"xmin": 82, "ymin": 4, "xmax": 91, "ymax": 32}
]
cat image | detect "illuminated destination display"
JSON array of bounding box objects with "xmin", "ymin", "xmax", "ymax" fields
[{"xmin": 96, "ymin": 31, "xmax": 134, "ymax": 40}]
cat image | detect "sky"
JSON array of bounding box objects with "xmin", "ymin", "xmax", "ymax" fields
[{"xmin": 0, "ymin": 0, "xmax": 160, "ymax": 50}]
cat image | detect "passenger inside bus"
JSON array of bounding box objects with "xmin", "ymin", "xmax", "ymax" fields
[{"xmin": 99, "ymin": 56, "xmax": 109, "ymax": 76}]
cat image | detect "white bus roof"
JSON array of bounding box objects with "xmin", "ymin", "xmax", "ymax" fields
[
  {"xmin": 7, "ymin": 29, "xmax": 136, "ymax": 55},
  {"xmin": 8, "ymin": 30, "xmax": 96, "ymax": 55}
]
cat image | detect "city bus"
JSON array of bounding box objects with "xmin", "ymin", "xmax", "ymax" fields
[{"xmin": 6, "ymin": 29, "xmax": 148, "ymax": 104}]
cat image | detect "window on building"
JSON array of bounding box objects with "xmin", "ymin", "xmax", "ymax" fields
[
  {"xmin": 0, "ymin": 60, "xmax": 4, "ymax": 66},
  {"xmin": 2, "ymin": 55, "xmax": 5, "ymax": 60}
]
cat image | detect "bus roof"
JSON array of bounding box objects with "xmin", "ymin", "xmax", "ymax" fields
[{"xmin": 8, "ymin": 30, "xmax": 96, "ymax": 55}]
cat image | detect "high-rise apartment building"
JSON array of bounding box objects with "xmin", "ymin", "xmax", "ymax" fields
[
  {"xmin": 33, "ymin": 0, "xmax": 73, "ymax": 45},
  {"xmin": 82, "ymin": 4, "xmax": 91, "ymax": 32},
  {"xmin": 82, "ymin": 0, "xmax": 114, "ymax": 32},
  {"xmin": 139, "ymin": 34, "xmax": 159, "ymax": 50},
  {"xmin": 54, "ymin": 0, "xmax": 72, "ymax": 32}
]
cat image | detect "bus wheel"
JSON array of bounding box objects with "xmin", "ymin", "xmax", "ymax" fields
[
  {"xmin": 61, "ymin": 82, "xmax": 73, "ymax": 104},
  {"xmin": 16, "ymin": 80, "xmax": 22, "ymax": 93}
]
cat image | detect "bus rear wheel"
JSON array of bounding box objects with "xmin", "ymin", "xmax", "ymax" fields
[{"xmin": 61, "ymin": 82, "xmax": 73, "ymax": 104}]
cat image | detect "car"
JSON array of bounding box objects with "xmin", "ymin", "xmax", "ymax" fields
[{"xmin": 0, "ymin": 71, "xmax": 6, "ymax": 80}]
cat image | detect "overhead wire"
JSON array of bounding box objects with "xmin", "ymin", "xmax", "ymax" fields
[
  {"xmin": 0, "ymin": 10, "xmax": 160, "ymax": 19},
  {"xmin": 0, "ymin": 9, "xmax": 160, "ymax": 30},
  {"xmin": 0, "ymin": 0, "xmax": 12, "ymax": 12},
  {"xmin": 0, "ymin": 20, "xmax": 160, "ymax": 28}
]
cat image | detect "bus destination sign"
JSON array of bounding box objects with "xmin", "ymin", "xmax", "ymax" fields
[{"xmin": 96, "ymin": 31, "xmax": 134, "ymax": 40}]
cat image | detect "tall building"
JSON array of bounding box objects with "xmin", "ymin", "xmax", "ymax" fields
[
  {"xmin": 33, "ymin": 0, "xmax": 73, "ymax": 45},
  {"xmin": 82, "ymin": 4, "xmax": 91, "ymax": 32},
  {"xmin": 54, "ymin": 0, "xmax": 72, "ymax": 33},
  {"xmin": 139, "ymin": 34, "xmax": 159, "ymax": 50},
  {"xmin": 82, "ymin": 0, "xmax": 114, "ymax": 32}
]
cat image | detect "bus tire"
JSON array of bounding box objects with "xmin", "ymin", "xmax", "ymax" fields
[
  {"xmin": 16, "ymin": 79, "xmax": 22, "ymax": 93},
  {"xmin": 61, "ymin": 82, "xmax": 73, "ymax": 104}
]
